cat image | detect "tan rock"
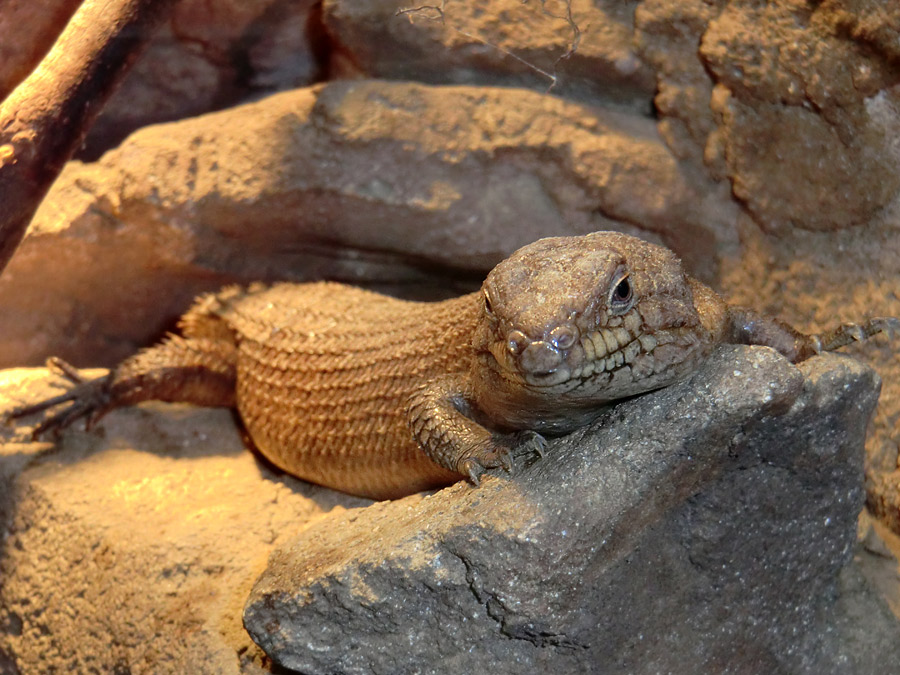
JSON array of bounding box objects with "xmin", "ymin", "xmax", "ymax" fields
[
  {"xmin": 0, "ymin": 368, "xmax": 368, "ymax": 674},
  {"xmin": 700, "ymin": 1, "xmax": 900, "ymax": 231},
  {"xmin": 322, "ymin": 0, "xmax": 657, "ymax": 112},
  {"xmin": 636, "ymin": 0, "xmax": 900, "ymax": 232}
]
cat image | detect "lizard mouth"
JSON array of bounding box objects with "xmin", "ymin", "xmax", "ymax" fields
[{"xmin": 488, "ymin": 324, "xmax": 672, "ymax": 390}]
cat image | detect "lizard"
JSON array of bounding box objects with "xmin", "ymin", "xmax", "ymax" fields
[{"xmin": 6, "ymin": 231, "xmax": 898, "ymax": 499}]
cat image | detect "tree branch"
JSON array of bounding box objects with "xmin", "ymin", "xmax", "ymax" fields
[{"xmin": 0, "ymin": 0, "xmax": 178, "ymax": 274}]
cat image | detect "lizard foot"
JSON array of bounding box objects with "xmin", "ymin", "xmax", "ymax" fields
[
  {"xmin": 809, "ymin": 317, "xmax": 900, "ymax": 354},
  {"xmin": 5, "ymin": 357, "xmax": 113, "ymax": 440},
  {"xmin": 458, "ymin": 430, "xmax": 547, "ymax": 486}
]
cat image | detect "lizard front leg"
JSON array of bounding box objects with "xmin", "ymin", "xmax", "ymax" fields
[
  {"xmin": 406, "ymin": 375, "xmax": 546, "ymax": 485},
  {"xmin": 727, "ymin": 307, "xmax": 900, "ymax": 363}
]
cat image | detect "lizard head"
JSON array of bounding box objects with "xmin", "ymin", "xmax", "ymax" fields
[{"xmin": 472, "ymin": 231, "xmax": 715, "ymax": 412}]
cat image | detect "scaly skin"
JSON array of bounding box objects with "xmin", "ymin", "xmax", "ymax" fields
[{"xmin": 7, "ymin": 232, "xmax": 898, "ymax": 499}]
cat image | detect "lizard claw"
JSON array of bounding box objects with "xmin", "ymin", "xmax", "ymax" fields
[
  {"xmin": 47, "ymin": 356, "xmax": 87, "ymax": 385},
  {"xmin": 516, "ymin": 429, "xmax": 547, "ymax": 460},
  {"xmin": 6, "ymin": 360, "xmax": 112, "ymax": 440},
  {"xmin": 457, "ymin": 442, "xmax": 514, "ymax": 484},
  {"xmin": 460, "ymin": 457, "xmax": 484, "ymax": 486},
  {"xmin": 457, "ymin": 430, "xmax": 548, "ymax": 486}
]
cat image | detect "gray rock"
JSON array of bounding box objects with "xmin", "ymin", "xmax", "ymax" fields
[{"xmin": 243, "ymin": 347, "xmax": 900, "ymax": 674}]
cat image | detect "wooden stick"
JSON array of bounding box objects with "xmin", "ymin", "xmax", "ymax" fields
[{"xmin": 0, "ymin": 0, "xmax": 178, "ymax": 273}]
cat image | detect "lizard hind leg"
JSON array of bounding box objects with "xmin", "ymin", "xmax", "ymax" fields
[{"xmin": 6, "ymin": 335, "xmax": 237, "ymax": 440}]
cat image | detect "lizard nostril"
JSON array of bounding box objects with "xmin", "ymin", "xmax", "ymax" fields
[
  {"xmin": 507, "ymin": 330, "xmax": 528, "ymax": 356},
  {"xmin": 549, "ymin": 325, "xmax": 578, "ymax": 351},
  {"xmin": 518, "ymin": 341, "xmax": 563, "ymax": 376}
]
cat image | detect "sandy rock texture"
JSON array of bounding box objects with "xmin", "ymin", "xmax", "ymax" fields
[
  {"xmin": 323, "ymin": 0, "xmax": 657, "ymax": 113},
  {"xmin": 0, "ymin": 368, "xmax": 371, "ymax": 674},
  {"xmin": 243, "ymin": 348, "xmax": 899, "ymax": 673}
]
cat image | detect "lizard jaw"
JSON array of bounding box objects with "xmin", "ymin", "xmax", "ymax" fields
[{"xmin": 488, "ymin": 322, "xmax": 694, "ymax": 392}]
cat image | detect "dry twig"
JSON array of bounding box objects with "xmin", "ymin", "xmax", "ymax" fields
[{"xmin": 0, "ymin": 0, "xmax": 178, "ymax": 274}]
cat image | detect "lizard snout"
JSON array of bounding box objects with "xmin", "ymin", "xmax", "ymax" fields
[
  {"xmin": 508, "ymin": 325, "xmax": 579, "ymax": 377},
  {"xmin": 518, "ymin": 341, "xmax": 563, "ymax": 375}
]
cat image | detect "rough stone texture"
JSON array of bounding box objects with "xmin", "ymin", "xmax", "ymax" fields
[
  {"xmin": 0, "ymin": 79, "xmax": 730, "ymax": 370},
  {"xmin": 324, "ymin": 0, "xmax": 900, "ymax": 233},
  {"xmin": 635, "ymin": 0, "xmax": 900, "ymax": 232},
  {"xmin": 700, "ymin": 2, "xmax": 900, "ymax": 231},
  {"xmin": 0, "ymin": 368, "xmax": 371, "ymax": 674},
  {"xmin": 243, "ymin": 348, "xmax": 900, "ymax": 674},
  {"xmin": 79, "ymin": 0, "xmax": 321, "ymax": 159},
  {"xmin": 718, "ymin": 215, "xmax": 900, "ymax": 538},
  {"xmin": 323, "ymin": 0, "xmax": 656, "ymax": 113}
]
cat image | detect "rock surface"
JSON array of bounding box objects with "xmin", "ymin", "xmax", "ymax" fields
[
  {"xmin": 0, "ymin": 368, "xmax": 371, "ymax": 674},
  {"xmin": 324, "ymin": 0, "xmax": 900, "ymax": 232},
  {"xmin": 322, "ymin": 0, "xmax": 658, "ymax": 113},
  {"xmin": 81, "ymin": 0, "xmax": 322, "ymax": 159},
  {"xmin": 243, "ymin": 348, "xmax": 900, "ymax": 674}
]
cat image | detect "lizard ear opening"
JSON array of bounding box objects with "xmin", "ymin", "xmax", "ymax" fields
[
  {"xmin": 608, "ymin": 266, "xmax": 634, "ymax": 315},
  {"xmin": 482, "ymin": 289, "xmax": 495, "ymax": 317}
]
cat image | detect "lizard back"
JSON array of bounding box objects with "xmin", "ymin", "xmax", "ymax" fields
[{"xmin": 205, "ymin": 282, "xmax": 479, "ymax": 499}]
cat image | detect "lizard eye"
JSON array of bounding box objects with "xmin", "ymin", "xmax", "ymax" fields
[{"xmin": 608, "ymin": 268, "xmax": 634, "ymax": 315}]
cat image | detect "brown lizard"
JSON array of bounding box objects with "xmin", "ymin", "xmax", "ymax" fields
[{"xmin": 6, "ymin": 231, "xmax": 898, "ymax": 499}]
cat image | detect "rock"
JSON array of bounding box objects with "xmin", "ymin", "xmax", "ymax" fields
[
  {"xmin": 80, "ymin": 0, "xmax": 321, "ymax": 159},
  {"xmin": 716, "ymin": 216, "xmax": 900, "ymax": 539},
  {"xmin": 324, "ymin": 0, "xmax": 900, "ymax": 234},
  {"xmin": 0, "ymin": 368, "xmax": 370, "ymax": 674},
  {"xmin": 322, "ymin": 0, "xmax": 657, "ymax": 113},
  {"xmin": 635, "ymin": 0, "xmax": 900, "ymax": 232},
  {"xmin": 243, "ymin": 347, "xmax": 900, "ymax": 673},
  {"xmin": 0, "ymin": 79, "xmax": 726, "ymax": 370}
]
